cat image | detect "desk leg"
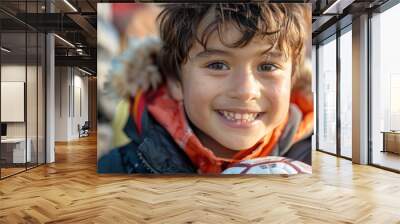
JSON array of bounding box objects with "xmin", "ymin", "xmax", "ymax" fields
[{"xmin": 382, "ymin": 133, "xmax": 386, "ymax": 153}]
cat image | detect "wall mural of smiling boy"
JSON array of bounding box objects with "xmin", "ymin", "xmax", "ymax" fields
[{"xmin": 97, "ymin": 3, "xmax": 313, "ymax": 175}]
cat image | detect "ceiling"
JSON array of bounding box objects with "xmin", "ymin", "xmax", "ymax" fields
[
  {"xmin": 0, "ymin": 0, "xmax": 395, "ymax": 75},
  {"xmin": 0, "ymin": 0, "xmax": 98, "ymax": 74},
  {"xmin": 310, "ymin": 0, "xmax": 390, "ymax": 43}
]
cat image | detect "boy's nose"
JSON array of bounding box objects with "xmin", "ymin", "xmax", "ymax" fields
[{"xmin": 227, "ymin": 69, "xmax": 261, "ymax": 101}]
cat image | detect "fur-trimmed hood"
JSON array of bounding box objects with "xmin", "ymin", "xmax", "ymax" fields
[{"xmin": 111, "ymin": 36, "xmax": 164, "ymax": 99}]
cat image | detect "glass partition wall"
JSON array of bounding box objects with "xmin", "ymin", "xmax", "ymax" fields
[
  {"xmin": 0, "ymin": 30, "xmax": 27, "ymax": 177},
  {"xmin": 370, "ymin": 2, "xmax": 400, "ymax": 171},
  {"xmin": 339, "ymin": 26, "xmax": 352, "ymax": 159},
  {"xmin": 316, "ymin": 0, "xmax": 400, "ymax": 172},
  {"xmin": 316, "ymin": 25, "xmax": 353, "ymax": 159},
  {"xmin": 317, "ymin": 35, "xmax": 337, "ymax": 155},
  {"xmin": 0, "ymin": 1, "xmax": 46, "ymax": 179}
]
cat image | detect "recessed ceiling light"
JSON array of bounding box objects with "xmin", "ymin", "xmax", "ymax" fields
[
  {"xmin": 78, "ymin": 67, "xmax": 93, "ymax": 76},
  {"xmin": 54, "ymin": 34, "xmax": 75, "ymax": 48},
  {"xmin": 63, "ymin": 0, "xmax": 78, "ymax": 12},
  {"xmin": 322, "ymin": 0, "xmax": 355, "ymax": 15},
  {"xmin": 1, "ymin": 47, "xmax": 11, "ymax": 53}
]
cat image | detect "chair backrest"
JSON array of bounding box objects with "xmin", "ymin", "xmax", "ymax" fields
[{"xmin": 82, "ymin": 121, "xmax": 90, "ymax": 129}]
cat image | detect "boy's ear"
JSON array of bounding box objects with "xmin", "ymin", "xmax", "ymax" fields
[{"xmin": 166, "ymin": 78, "xmax": 183, "ymax": 101}]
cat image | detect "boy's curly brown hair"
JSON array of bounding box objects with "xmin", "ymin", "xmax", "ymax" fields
[{"xmin": 157, "ymin": 3, "xmax": 311, "ymax": 81}]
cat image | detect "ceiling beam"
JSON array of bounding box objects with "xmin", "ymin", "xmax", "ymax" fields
[
  {"xmin": 322, "ymin": 0, "xmax": 356, "ymax": 15},
  {"xmin": 312, "ymin": 15, "xmax": 335, "ymax": 33},
  {"xmin": 55, "ymin": 55, "xmax": 96, "ymax": 72},
  {"xmin": 67, "ymin": 13, "xmax": 97, "ymax": 39}
]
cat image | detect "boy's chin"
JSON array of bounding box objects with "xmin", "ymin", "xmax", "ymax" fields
[{"xmin": 218, "ymin": 139, "xmax": 260, "ymax": 151}]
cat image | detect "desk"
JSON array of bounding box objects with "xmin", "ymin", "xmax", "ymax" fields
[
  {"xmin": 1, "ymin": 138, "xmax": 31, "ymax": 163},
  {"xmin": 382, "ymin": 131, "xmax": 400, "ymax": 154}
]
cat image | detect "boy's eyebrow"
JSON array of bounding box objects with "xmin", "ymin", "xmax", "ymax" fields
[
  {"xmin": 260, "ymin": 49, "xmax": 285, "ymax": 59},
  {"xmin": 193, "ymin": 48, "xmax": 286, "ymax": 59},
  {"xmin": 194, "ymin": 48, "xmax": 232, "ymax": 58}
]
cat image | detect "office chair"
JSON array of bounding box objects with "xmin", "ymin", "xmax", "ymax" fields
[{"xmin": 79, "ymin": 121, "xmax": 90, "ymax": 138}]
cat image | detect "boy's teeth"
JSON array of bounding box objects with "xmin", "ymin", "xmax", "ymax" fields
[
  {"xmin": 219, "ymin": 110, "xmax": 259, "ymax": 123},
  {"xmin": 223, "ymin": 111, "xmax": 230, "ymax": 119},
  {"xmin": 235, "ymin": 113, "xmax": 241, "ymax": 119}
]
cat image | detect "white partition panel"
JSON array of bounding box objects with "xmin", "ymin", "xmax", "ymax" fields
[{"xmin": 1, "ymin": 82, "xmax": 25, "ymax": 122}]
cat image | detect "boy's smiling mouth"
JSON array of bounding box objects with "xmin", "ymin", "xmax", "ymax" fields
[{"xmin": 216, "ymin": 109, "xmax": 265, "ymax": 128}]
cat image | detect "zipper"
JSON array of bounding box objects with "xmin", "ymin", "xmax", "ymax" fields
[{"xmin": 137, "ymin": 150, "xmax": 160, "ymax": 174}]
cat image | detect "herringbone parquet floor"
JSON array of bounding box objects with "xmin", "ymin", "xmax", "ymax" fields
[{"xmin": 1, "ymin": 134, "xmax": 400, "ymax": 224}]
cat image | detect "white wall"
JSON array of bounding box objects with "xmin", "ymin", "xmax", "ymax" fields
[
  {"xmin": 1, "ymin": 65, "xmax": 26, "ymax": 81},
  {"xmin": 55, "ymin": 67, "xmax": 69, "ymax": 141},
  {"xmin": 1, "ymin": 65, "xmax": 32, "ymax": 138},
  {"xmin": 54, "ymin": 67, "xmax": 89, "ymax": 141}
]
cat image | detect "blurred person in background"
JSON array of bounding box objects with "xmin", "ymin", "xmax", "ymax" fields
[{"xmin": 112, "ymin": 3, "xmax": 161, "ymax": 51}]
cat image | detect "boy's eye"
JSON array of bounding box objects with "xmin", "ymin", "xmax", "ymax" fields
[
  {"xmin": 258, "ymin": 63, "xmax": 278, "ymax": 72},
  {"xmin": 207, "ymin": 62, "xmax": 230, "ymax": 70}
]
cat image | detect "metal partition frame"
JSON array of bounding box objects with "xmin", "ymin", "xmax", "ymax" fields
[
  {"xmin": 315, "ymin": 22, "xmax": 353, "ymax": 161},
  {"xmin": 0, "ymin": 0, "xmax": 47, "ymax": 180}
]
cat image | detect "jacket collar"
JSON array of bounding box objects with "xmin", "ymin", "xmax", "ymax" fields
[{"xmin": 146, "ymin": 85, "xmax": 289, "ymax": 174}]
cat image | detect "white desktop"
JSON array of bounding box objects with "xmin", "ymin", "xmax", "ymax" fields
[
  {"xmin": 1, "ymin": 138, "xmax": 32, "ymax": 163},
  {"xmin": 1, "ymin": 124, "xmax": 32, "ymax": 163}
]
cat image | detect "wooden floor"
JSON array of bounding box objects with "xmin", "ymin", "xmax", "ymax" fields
[
  {"xmin": 1, "ymin": 167, "xmax": 26, "ymax": 178},
  {"xmin": 372, "ymin": 150, "xmax": 400, "ymax": 171},
  {"xmin": 1, "ymin": 163, "xmax": 45, "ymax": 178},
  {"xmin": 1, "ymin": 135, "xmax": 400, "ymax": 223}
]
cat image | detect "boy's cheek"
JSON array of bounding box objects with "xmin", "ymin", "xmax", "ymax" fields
[
  {"xmin": 263, "ymin": 83, "xmax": 291, "ymax": 115},
  {"xmin": 264, "ymin": 79, "xmax": 291, "ymax": 99},
  {"xmin": 184, "ymin": 72, "xmax": 224, "ymax": 96}
]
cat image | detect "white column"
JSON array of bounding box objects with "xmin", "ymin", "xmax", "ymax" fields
[
  {"xmin": 352, "ymin": 14, "xmax": 369, "ymax": 164},
  {"xmin": 46, "ymin": 1, "xmax": 55, "ymax": 163}
]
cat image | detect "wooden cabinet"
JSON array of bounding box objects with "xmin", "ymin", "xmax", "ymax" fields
[{"xmin": 382, "ymin": 131, "xmax": 400, "ymax": 154}]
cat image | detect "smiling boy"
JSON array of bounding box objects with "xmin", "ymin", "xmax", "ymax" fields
[{"xmin": 98, "ymin": 3, "xmax": 313, "ymax": 174}]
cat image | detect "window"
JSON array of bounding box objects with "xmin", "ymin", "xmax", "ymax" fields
[
  {"xmin": 317, "ymin": 35, "xmax": 337, "ymax": 154},
  {"xmin": 339, "ymin": 27, "xmax": 352, "ymax": 158},
  {"xmin": 370, "ymin": 2, "xmax": 400, "ymax": 171}
]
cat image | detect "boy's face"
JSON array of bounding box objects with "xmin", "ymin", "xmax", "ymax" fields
[{"xmin": 171, "ymin": 22, "xmax": 293, "ymax": 152}]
